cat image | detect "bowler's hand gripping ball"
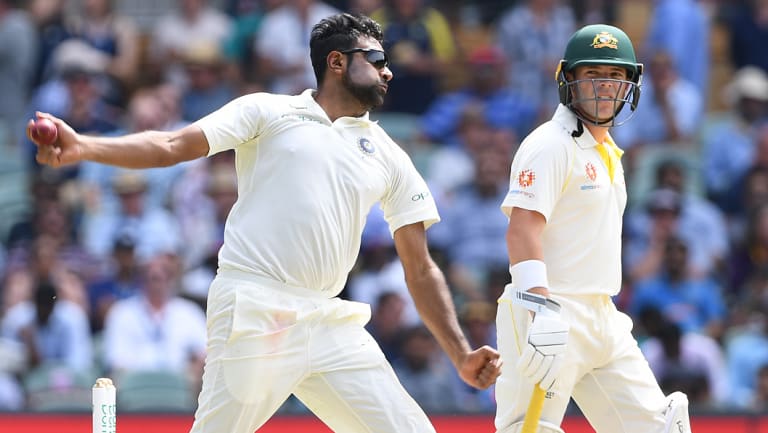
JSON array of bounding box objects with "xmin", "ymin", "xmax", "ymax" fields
[{"xmin": 31, "ymin": 118, "xmax": 58, "ymax": 146}]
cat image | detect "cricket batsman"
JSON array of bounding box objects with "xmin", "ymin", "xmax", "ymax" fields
[{"xmin": 494, "ymin": 24, "xmax": 692, "ymax": 433}]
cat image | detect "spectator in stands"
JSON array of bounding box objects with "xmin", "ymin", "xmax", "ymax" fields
[
  {"xmin": 638, "ymin": 309, "xmax": 729, "ymax": 407},
  {"xmin": 703, "ymin": 66, "xmax": 768, "ymax": 210},
  {"xmin": 495, "ymin": 0, "xmax": 576, "ymax": 119},
  {"xmin": 347, "ymin": 253, "xmax": 421, "ymax": 327},
  {"xmin": 453, "ymin": 301, "xmax": 497, "ymax": 413},
  {"xmin": 643, "ymin": 0, "xmax": 709, "ymax": 95},
  {"xmin": 255, "ymin": 0, "xmax": 338, "ymax": 95},
  {"xmin": 0, "ymin": 0, "xmax": 38, "ymax": 159},
  {"xmin": 728, "ymin": 202, "xmax": 768, "ymax": 300},
  {"xmin": 349, "ymin": 0, "xmax": 383, "ymax": 16},
  {"xmin": 630, "ymin": 235, "xmax": 727, "ymax": 339},
  {"xmin": 721, "ymin": 124, "xmax": 768, "ymax": 236},
  {"xmin": 64, "ymin": 0, "xmax": 141, "ymax": 106},
  {"xmin": 7, "ymin": 198, "xmax": 97, "ymax": 278},
  {"xmin": 458, "ymin": 301, "xmax": 496, "ymax": 363},
  {"xmin": 730, "ymin": 268, "xmax": 768, "ymax": 334},
  {"xmin": 1, "ymin": 279, "xmax": 92, "ymax": 370},
  {"xmin": 24, "ymin": 39, "xmax": 120, "ymax": 173},
  {"xmin": 424, "ymin": 104, "xmax": 487, "ymax": 195},
  {"xmin": 0, "ymin": 351, "xmax": 24, "ymax": 410},
  {"xmin": 392, "ymin": 325, "xmax": 460, "ymax": 413},
  {"xmin": 723, "ymin": 0, "xmax": 768, "ymax": 73},
  {"xmin": 178, "ymin": 164, "xmax": 239, "ymax": 307},
  {"xmin": 53, "ymin": 40, "xmax": 121, "ymax": 132},
  {"xmin": 179, "ymin": 43, "xmax": 236, "ymax": 122},
  {"xmin": 612, "ymin": 51, "xmax": 703, "ymax": 155},
  {"xmin": 169, "ymin": 149, "xmax": 235, "ymax": 267},
  {"xmin": 625, "ymin": 188, "xmax": 682, "ymax": 282},
  {"xmin": 428, "ymin": 144, "xmax": 512, "ymax": 303},
  {"xmin": 366, "ymin": 291, "xmax": 408, "ymax": 362},
  {"xmin": 149, "ymin": 0, "xmax": 233, "ymax": 87},
  {"xmin": 426, "ymin": 105, "xmax": 518, "ymax": 199},
  {"xmin": 221, "ymin": 0, "xmax": 267, "ymax": 86},
  {"xmin": 154, "ymin": 82, "xmax": 189, "ymax": 131},
  {"xmin": 656, "ymin": 160, "xmax": 729, "ymax": 270},
  {"xmin": 372, "ymin": 0, "xmax": 457, "ymax": 113},
  {"xmin": 569, "ymin": 0, "xmax": 616, "ymax": 25},
  {"xmin": 3, "ymin": 173, "xmax": 98, "ymax": 312},
  {"xmin": 626, "ymin": 159, "xmax": 729, "ymax": 279},
  {"xmin": 79, "ymin": 86, "xmax": 191, "ymax": 218},
  {"xmin": 28, "ymin": 0, "xmax": 69, "ymax": 86},
  {"xmin": 6, "ymin": 171, "xmax": 70, "ymax": 251},
  {"xmin": 625, "ymin": 186, "xmax": 726, "ymax": 281},
  {"xmin": 81, "ymin": 169, "xmax": 181, "ymax": 262},
  {"xmin": 751, "ymin": 364, "xmax": 768, "ymax": 411},
  {"xmin": 86, "ymin": 233, "xmax": 142, "ymax": 332},
  {"xmin": 726, "ymin": 308, "xmax": 768, "ymax": 408},
  {"xmin": 419, "ymin": 46, "xmax": 536, "ymax": 147},
  {"xmin": 101, "ymin": 252, "xmax": 206, "ymax": 384}
]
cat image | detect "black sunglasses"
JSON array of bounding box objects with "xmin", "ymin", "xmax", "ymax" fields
[{"xmin": 340, "ymin": 48, "xmax": 389, "ymax": 69}]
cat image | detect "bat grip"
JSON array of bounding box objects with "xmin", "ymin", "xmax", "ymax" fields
[{"xmin": 521, "ymin": 385, "xmax": 546, "ymax": 433}]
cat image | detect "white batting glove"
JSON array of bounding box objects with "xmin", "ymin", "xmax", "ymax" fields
[{"xmin": 516, "ymin": 304, "xmax": 569, "ymax": 390}]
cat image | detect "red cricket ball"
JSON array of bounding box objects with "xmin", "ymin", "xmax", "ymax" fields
[{"xmin": 31, "ymin": 118, "xmax": 58, "ymax": 146}]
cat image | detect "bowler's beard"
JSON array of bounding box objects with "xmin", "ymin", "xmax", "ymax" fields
[{"xmin": 342, "ymin": 70, "xmax": 385, "ymax": 110}]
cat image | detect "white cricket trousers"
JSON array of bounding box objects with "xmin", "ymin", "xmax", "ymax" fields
[
  {"xmin": 495, "ymin": 290, "xmax": 668, "ymax": 433},
  {"xmin": 189, "ymin": 270, "xmax": 435, "ymax": 433}
]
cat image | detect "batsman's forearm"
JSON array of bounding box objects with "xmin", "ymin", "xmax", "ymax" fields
[
  {"xmin": 407, "ymin": 265, "xmax": 471, "ymax": 367},
  {"xmin": 79, "ymin": 130, "xmax": 187, "ymax": 168}
]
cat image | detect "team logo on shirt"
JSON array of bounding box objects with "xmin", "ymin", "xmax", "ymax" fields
[
  {"xmin": 358, "ymin": 137, "xmax": 376, "ymax": 154},
  {"xmin": 585, "ymin": 162, "xmax": 597, "ymax": 182},
  {"xmin": 591, "ymin": 32, "xmax": 619, "ymax": 50},
  {"xmin": 581, "ymin": 162, "xmax": 603, "ymax": 190},
  {"xmin": 517, "ymin": 169, "xmax": 535, "ymax": 188}
]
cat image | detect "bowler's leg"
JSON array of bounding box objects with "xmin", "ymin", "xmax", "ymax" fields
[
  {"xmin": 294, "ymin": 320, "xmax": 435, "ymax": 433},
  {"xmin": 190, "ymin": 348, "xmax": 299, "ymax": 433},
  {"xmin": 190, "ymin": 281, "xmax": 308, "ymax": 433}
]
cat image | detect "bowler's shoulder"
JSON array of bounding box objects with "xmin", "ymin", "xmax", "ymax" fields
[
  {"xmin": 367, "ymin": 122, "xmax": 409, "ymax": 157},
  {"xmin": 224, "ymin": 92, "xmax": 308, "ymax": 122},
  {"xmin": 234, "ymin": 91, "xmax": 292, "ymax": 108}
]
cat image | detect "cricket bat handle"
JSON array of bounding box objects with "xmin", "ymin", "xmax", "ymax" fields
[{"xmin": 521, "ymin": 384, "xmax": 546, "ymax": 433}]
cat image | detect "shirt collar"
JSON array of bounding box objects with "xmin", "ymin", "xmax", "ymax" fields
[
  {"xmin": 299, "ymin": 89, "xmax": 374, "ymax": 126},
  {"xmin": 552, "ymin": 104, "xmax": 602, "ymax": 149}
]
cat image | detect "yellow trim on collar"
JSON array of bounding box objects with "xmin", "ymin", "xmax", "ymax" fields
[{"xmin": 595, "ymin": 137, "xmax": 623, "ymax": 182}]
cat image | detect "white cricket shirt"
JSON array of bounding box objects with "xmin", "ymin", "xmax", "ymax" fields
[
  {"xmin": 196, "ymin": 90, "xmax": 439, "ymax": 297},
  {"xmin": 501, "ymin": 105, "xmax": 627, "ymax": 296}
]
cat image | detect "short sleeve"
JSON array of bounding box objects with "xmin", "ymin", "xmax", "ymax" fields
[
  {"xmin": 501, "ymin": 135, "xmax": 570, "ymax": 221},
  {"xmin": 381, "ymin": 146, "xmax": 440, "ymax": 235},
  {"xmin": 194, "ymin": 93, "xmax": 270, "ymax": 156}
]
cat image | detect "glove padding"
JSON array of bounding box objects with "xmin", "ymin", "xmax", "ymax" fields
[{"xmin": 516, "ymin": 307, "xmax": 569, "ymax": 390}]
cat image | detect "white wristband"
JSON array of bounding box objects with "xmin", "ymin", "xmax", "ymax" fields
[{"xmin": 509, "ymin": 259, "xmax": 549, "ymax": 292}]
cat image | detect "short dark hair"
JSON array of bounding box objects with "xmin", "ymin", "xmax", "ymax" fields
[{"xmin": 309, "ymin": 13, "xmax": 384, "ymax": 85}]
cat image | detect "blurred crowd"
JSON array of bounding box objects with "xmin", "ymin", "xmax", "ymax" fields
[{"xmin": 0, "ymin": 0, "xmax": 768, "ymax": 416}]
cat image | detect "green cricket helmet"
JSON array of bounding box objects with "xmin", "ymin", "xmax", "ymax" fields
[{"xmin": 556, "ymin": 24, "xmax": 643, "ymax": 126}]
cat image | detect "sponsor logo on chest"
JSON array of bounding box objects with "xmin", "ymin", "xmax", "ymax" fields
[{"xmin": 580, "ymin": 161, "xmax": 602, "ymax": 190}]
